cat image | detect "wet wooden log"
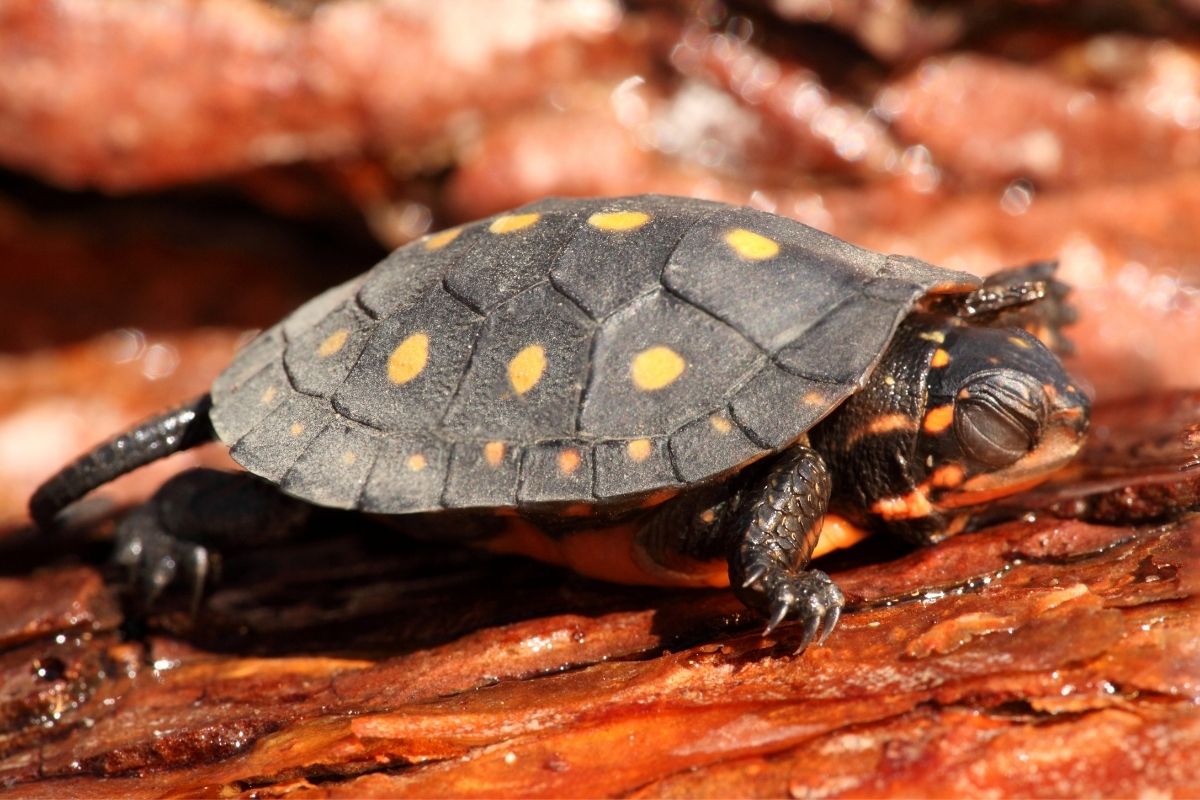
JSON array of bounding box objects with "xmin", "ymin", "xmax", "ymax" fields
[
  {"xmin": 0, "ymin": 363, "xmax": 1197, "ymax": 796},
  {"xmin": 0, "ymin": 2, "xmax": 1198, "ymax": 796}
]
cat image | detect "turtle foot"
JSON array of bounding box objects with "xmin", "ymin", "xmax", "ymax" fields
[
  {"xmin": 739, "ymin": 564, "xmax": 845, "ymax": 653},
  {"xmin": 113, "ymin": 506, "xmax": 216, "ymax": 615}
]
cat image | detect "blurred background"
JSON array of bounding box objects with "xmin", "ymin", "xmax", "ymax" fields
[{"xmin": 1, "ymin": 0, "xmax": 1199, "ymax": 525}]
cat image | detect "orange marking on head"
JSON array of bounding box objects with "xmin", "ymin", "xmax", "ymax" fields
[
  {"xmin": 406, "ymin": 453, "xmax": 427, "ymax": 472},
  {"xmin": 1059, "ymin": 405, "xmax": 1085, "ymax": 420},
  {"xmin": 846, "ymin": 413, "xmax": 917, "ymax": 447},
  {"xmin": 930, "ymin": 348, "xmax": 951, "ymax": 368},
  {"xmin": 872, "ymin": 488, "xmax": 933, "ymax": 520},
  {"xmin": 922, "ymin": 405, "xmax": 955, "ymax": 434},
  {"xmin": 930, "ymin": 463, "xmax": 965, "ymax": 488}
]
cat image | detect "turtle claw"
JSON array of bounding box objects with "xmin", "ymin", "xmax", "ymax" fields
[
  {"xmin": 749, "ymin": 569, "xmax": 846, "ymax": 652},
  {"xmin": 817, "ymin": 602, "xmax": 842, "ymax": 646},
  {"xmin": 113, "ymin": 507, "xmax": 215, "ymax": 613},
  {"xmin": 763, "ymin": 596, "xmax": 790, "ymax": 636},
  {"xmin": 741, "ymin": 563, "xmax": 769, "ymax": 589}
]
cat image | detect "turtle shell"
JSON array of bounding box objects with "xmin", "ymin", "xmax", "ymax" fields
[{"xmin": 209, "ymin": 195, "xmax": 978, "ymax": 513}]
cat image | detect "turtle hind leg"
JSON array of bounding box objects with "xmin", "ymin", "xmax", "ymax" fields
[
  {"xmin": 954, "ymin": 261, "xmax": 1078, "ymax": 355},
  {"xmin": 728, "ymin": 445, "xmax": 845, "ymax": 651},
  {"xmin": 113, "ymin": 468, "xmax": 310, "ymax": 612}
]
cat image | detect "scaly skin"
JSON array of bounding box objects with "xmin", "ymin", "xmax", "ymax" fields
[{"xmin": 729, "ymin": 445, "xmax": 844, "ymax": 651}]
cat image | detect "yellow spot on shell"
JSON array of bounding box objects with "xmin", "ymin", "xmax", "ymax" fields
[
  {"xmin": 558, "ymin": 448, "xmax": 581, "ymax": 475},
  {"xmin": 508, "ymin": 344, "xmax": 547, "ymax": 395},
  {"xmin": 1008, "ymin": 335, "xmax": 1033, "ymax": 349},
  {"xmin": 918, "ymin": 331, "xmax": 946, "ymax": 343},
  {"xmin": 802, "ymin": 390, "xmax": 825, "ymax": 407},
  {"xmin": 930, "ymin": 348, "xmax": 951, "ymax": 368},
  {"xmin": 289, "ymin": 422, "xmax": 305, "ymax": 436},
  {"xmin": 725, "ymin": 228, "xmax": 780, "ymax": 260},
  {"xmin": 923, "ymin": 404, "xmax": 955, "ymax": 434},
  {"xmin": 710, "ymin": 415, "xmax": 732, "ymax": 434},
  {"xmin": 630, "ymin": 346, "xmax": 685, "ymax": 391},
  {"xmin": 388, "ymin": 333, "xmax": 429, "ymax": 385},
  {"xmin": 260, "ymin": 386, "xmax": 278, "ymax": 405},
  {"xmin": 484, "ymin": 441, "xmax": 506, "ymax": 466},
  {"xmin": 317, "ymin": 328, "xmax": 349, "ymax": 358},
  {"xmin": 627, "ymin": 438, "xmax": 653, "ymax": 463},
  {"xmin": 424, "ymin": 227, "xmax": 461, "ymax": 250},
  {"xmin": 342, "ymin": 451, "xmax": 357, "ymax": 466},
  {"xmin": 407, "ymin": 453, "xmax": 427, "ymax": 472},
  {"xmin": 588, "ymin": 210, "xmax": 651, "ymax": 231},
  {"xmin": 489, "ymin": 213, "xmax": 541, "ymax": 234}
]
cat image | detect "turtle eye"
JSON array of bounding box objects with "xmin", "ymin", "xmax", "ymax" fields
[{"xmin": 953, "ymin": 372, "xmax": 1046, "ymax": 468}]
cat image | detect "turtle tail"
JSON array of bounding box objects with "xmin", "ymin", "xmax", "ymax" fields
[{"xmin": 29, "ymin": 394, "xmax": 216, "ymax": 531}]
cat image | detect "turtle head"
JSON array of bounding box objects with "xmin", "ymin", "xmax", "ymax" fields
[
  {"xmin": 912, "ymin": 325, "xmax": 1089, "ymax": 524},
  {"xmin": 811, "ymin": 320, "xmax": 1089, "ymax": 544}
]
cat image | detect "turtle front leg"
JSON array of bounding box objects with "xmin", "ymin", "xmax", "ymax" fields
[
  {"xmin": 954, "ymin": 260, "xmax": 1077, "ymax": 355},
  {"xmin": 114, "ymin": 468, "xmax": 310, "ymax": 612},
  {"xmin": 729, "ymin": 445, "xmax": 845, "ymax": 650}
]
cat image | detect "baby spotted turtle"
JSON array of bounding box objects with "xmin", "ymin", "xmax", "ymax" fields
[{"xmin": 31, "ymin": 195, "xmax": 1089, "ymax": 649}]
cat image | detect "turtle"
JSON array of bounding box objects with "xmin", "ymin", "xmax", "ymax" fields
[{"xmin": 30, "ymin": 194, "xmax": 1089, "ymax": 650}]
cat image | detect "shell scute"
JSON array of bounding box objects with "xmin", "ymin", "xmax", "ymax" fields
[{"xmin": 333, "ymin": 284, "xmax": 480, "ymax": 434}]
